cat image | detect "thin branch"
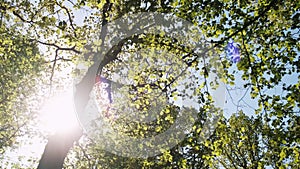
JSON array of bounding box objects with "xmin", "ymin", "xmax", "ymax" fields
[
  {"xmin": 1, "ymin": 4, "xmax": 34, "ymax": 25},
  {"xmin": 36, "ymin": 40, "xmax": 81, "ymax": 54},
  {"xmin": 49, "ymin": 49, "xmax": 59, "ymax": 87},
  {"xmin": 237, "ymin": 86, "xmax": 251, "ymax": 105},
  {"xmin": 216, "ymin": 157, "xmax": 231, "ymax": 169},
  {"xmin": 241, "ymin": 99, "xmax": 257, "ymax": 111},
  {"xmin": 77, "ymin": 143, "xmax": 92, "ymax": 166},
  {"xmin": 66, "ymin": 0, "xmax": 76, "ymax": 6},
  {"xmin": 55, "ymin": 1, "xmax": 77, "ymax": 38},
  {"xmin": 34, "ymin": 39, "xmax": 80, "ymax": 88},
  {"xmin": 223, "ymin": 147, "xmax": 239, "ymax": 169},
  {"xmin": 48, "ymin": 57, "xmax": 72, "ymax": 63},
  {"xmin": 0, "ymin": 11, "xmax": 3, "ymax": 27},
  {"xmin": 12, "ymin": 10, "xmax": 34, "ymax": 23},
  {"xmin": 226, "ymin": 86, "xmax": 239, "ymax": 107},
  {"xmin": 187, "ymin": 0, "xmax": 278, "ymax": 66}
]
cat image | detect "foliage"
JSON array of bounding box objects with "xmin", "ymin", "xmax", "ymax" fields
[
  {"xmin": 0, "ymin": 0, "xmax": 299, "ymax": 168},
  {"xmin": 0, "ymin": 8, "xmax": 44, "ymax": 156}
]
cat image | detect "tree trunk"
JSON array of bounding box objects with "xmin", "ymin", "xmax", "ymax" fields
[
  {"xmin": 37, "ymin": 62, "xmax": 99, "ymax": 169},
  {"xmin": 37, "ymin": 127, "xmax": 83, "ymax": 169},
  {"xmin": 37, "ymin": 2, "xmax": 112, "ymax": 167}
]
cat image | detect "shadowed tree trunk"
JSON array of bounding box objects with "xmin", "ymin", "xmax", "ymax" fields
[
  {"xmin": 37, "ymin": 127, "xmax": 83, "ymax": 169},
  {"xmin": 37, "ymin": 42, "xmax": 126, "ymax": 168},
  {"xmin": 37, "ymin": 1, "xmax": 112, "ymax": 168},
  {"xmin": 37, "ymin": 45, "xmax": 96, "ymax": 169},
  {"xmin": 37, "ymin": 63, "xmax": 98, "ymax": 169}
]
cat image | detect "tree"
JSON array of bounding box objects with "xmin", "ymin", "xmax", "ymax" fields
[
  {"xmin": 0, "ymin": 0, "xmax": 299, "ymax": 168},
  {"xmin": 206, "ymin": 112, "xmax": 266, "ymax": 168},
  {"xmin": 0, "ymin": 3, "xmax": 44, "ymax": 155}
]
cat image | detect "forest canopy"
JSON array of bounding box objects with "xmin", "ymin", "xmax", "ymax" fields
[{"xmin": 0, "ymin": 0, "xmax": 299, "ymax": 168}]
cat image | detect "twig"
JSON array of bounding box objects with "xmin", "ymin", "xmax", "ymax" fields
[
  {"xmin": 36, "ymin": 40, "xmax": 81, "ymax": 54},
  {"xmin": 49, "ymin": 49, "xmax": 59, "ymax": 87},
  {"xmin": 55, "ymin": 1, "xmax": 78, "ymax": 38},
  {"xmin": 12, "ymin": 11, "xmax": 34, "ymax": 23},
  {"xmin": 187, "ymin": 0, "xmax": 278, "ymax": 66},
  {"xmin": 48, "ymin": 57, "xmax": 72, "ymax": 63}
]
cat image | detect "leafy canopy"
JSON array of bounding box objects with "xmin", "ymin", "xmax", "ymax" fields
[{"xmin": 0, "ymin": 0, "xmax": 299, "ymax": 168}]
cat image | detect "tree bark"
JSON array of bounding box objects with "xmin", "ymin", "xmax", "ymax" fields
[
  {"xmin": 36, "ymin": 34, "xmax": 139, "ymax": 168},
  {"xmin": 37, "ymin": 127, "xmax": 83, "ymax": 169},
  {"xmin": 37, "ymin": 61, "xmax": 99, "ymax": 169}
]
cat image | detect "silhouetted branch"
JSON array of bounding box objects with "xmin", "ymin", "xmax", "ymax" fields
[
  {"xmin": 36, "ymin": 40, "xmax": 81, "ymax": 54},
  {"xmin": 55, "ymin": 1, "xmax": 78, "ymax": 38},
  {"xmin": 49, "ymin": 57, "xmax": 72, "ymax": 63}
]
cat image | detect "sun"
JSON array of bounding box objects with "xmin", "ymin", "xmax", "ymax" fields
[{"xmin": 40, "ymin": 90, "xmax": 79, "ymax": 134}]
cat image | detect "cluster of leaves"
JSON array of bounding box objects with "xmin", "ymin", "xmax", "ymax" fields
[{"xmin": 0, "ymin": 9, "xmax": 45, "ymax": 158}]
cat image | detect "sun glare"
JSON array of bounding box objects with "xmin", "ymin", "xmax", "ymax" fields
[{"xmin": 40, "ymin": 90, "xmax": 79, "ymax": 134}]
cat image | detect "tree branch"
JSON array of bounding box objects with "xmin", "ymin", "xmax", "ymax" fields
[
  {"xmin": 48, "ymin": 57, "xmax": 72, "ymax": 63},
  {"xmin": 36, "ymin": 40, "xmax": 81, "ymax": 54},
  {"xmin": 188, "ymin": 0, "xmax": 278, "ymax": 66},
  {"xmin": 55, "ymin": 1, "xmax": 78, "ymax": 38}
]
